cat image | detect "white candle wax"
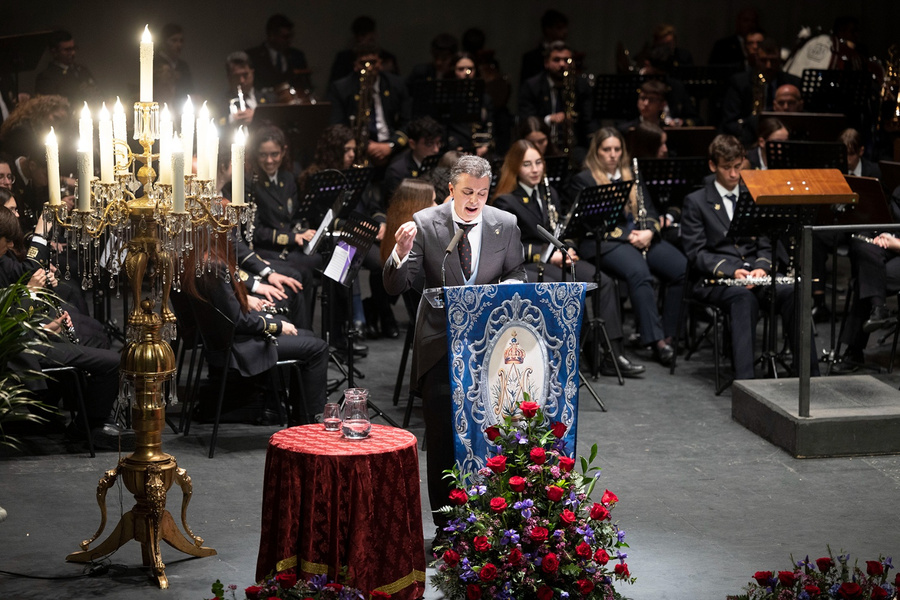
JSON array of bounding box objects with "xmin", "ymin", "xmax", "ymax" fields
[
  {"xmin": 181, "ymin": 96, "xmax": 194, "ymax": 175},
  {"xmin": 78, "ymin": 102, "xmax": 93, "ymax": 178},
  {"xmin": 172, "ymin": 136, "xmax": 185, "ymax": 213},
  {"xmin": 113, "ymin": 98, "xmax": 127, "ymax": 172},
  {"xmin": 196, "ymin": 102, "xmax": 209, "ymax": 179},
  {"xmin": 159, "ymin": 104, "xmax": 173, "ymax": 185},
  {"xmin": 140, "ymin": 26, "xmax": 153, "ymax": 103},
  {"xmin": 45, "ymin": 128, "xmax": 61, "ymax": 205},
  {"xmin": 208, "ymin": 121, "xmax": 218, "ymax": 190},
  {"xmin": 232, "ymin": 127, "xmax": 245, "ymax": 206},
  {"xmin": 77, "ymin": 146, "xmax": 92, "ymax": 211},
  {"xmin": 98, "ymin": 103, "xmax": 114, "ymax": 183}
]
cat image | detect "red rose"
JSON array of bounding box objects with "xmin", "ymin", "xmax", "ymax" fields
[
  {"xmin": 449, "ymin": 489, "xmax": 469, "ymax": 505},
  {"xmin": 275, "ymin": 572, "xmax": 297, "ymax": 590},
  {"xmin": 537, "ymin": 585, "xmax": 554, "ymax": 600},
  {"xmin": 486, "ymin": 455, "xmax": 507, "ymax": 473},
  {"xmin": 871, "ymin": 587, "xmax": 889, "ymax": 599},
  {"xmin": 542, "ymin": 552, "xmax": 560, "ymax": 573},
  {"xmin": 547, "ymin": 485, "xmax": 565, "ymax": 502},
  {"xmin": 490, "ymin": 497, "xmax": 508, "ymax": 513},
  {"xmin": 508, "ymin": 547, "xmax": 524, "ymax": 565},
  {"xmin": 576, "ymin": 579, "xmax": 594, "ymax": 595},
  {"xmin": 614, "ymin": 563, "xmax": 630, "ymax": 579},
  {"xmin": 866, "ymin": 560, "xmax": 885, "ymax": 576},
  {"xmin": 558, "ymin": 456, "xmax": 575, "ymax": 472},
  {"xmin": 520, "ymin": 401, "xmax": 539, "ymax": 418},
  {"xmin": 325, "ymin": 584, "xmax": 343, "ymax": 591},
  {"xmin": 753, "ymin": 571, "xmax": 773, "ymax": 586},
  {"xmin": 530, "ymin": 526, "xmax": 549, "ymax": 543},
  {"xmin": 245, "ymin": 586, "xmax": 263, "ymax": 600},
  {"xmin": 473, "ymin": 535, "xmax": 491, "ymax": 551},
  {"xmin": 816, "ymin": 557, "xmax": 834, "ymax": 573},
  {"xmin": 589, "ymin": 503, "xmax": 610, "ymax": 521},
  {"xmin": 530, "ymin": 447, "xmax": 547, "ymax": 464},
  {"xmin": 508, "ymin": 475, "xmax": 526, "ymax": 492},
  {"xmin": 443, "ymin": 548, "xmax": 460, "ymax": 567},
  {"xmin": 467, "ymin": 584, "xmax": 482, "ymax": 600},
  {"xmin": 371, "ymin": 593, "xmax": 391, "ymax": 600},
  {"xmin": 777, "ymin": 571, "xmax": 798, "ymax": 586},
  {"xmin": 601, "ymin": 489, "xmax": 619, "ymax": 505},
  {"xmin": 804, "ymin": 585, "xmax": 821, "ymax": 596},
  {"xmin": 479, "ymin": 562, "xmax": 498, "ymax": 582},
  {"xmin": 551, "ymin": 421, "xmax": 567, "ymax": 438},
  {"xmin": 576, "ymin": 541, "xmax": 592, "ymax": 558},
  {"xmin": 560, "ymin": 509, "xmax": 576, "ymax": 524},
  {"xmin": 838, "ymin": 582, "xmax": 862, "ymax": 599},
  {"xmin": 594, "ymin": 548, "xmax": 610, "ymax": 565},
  {"xmin": 485, "ymin": 426, "xmax": 501, "ymax": 441}
]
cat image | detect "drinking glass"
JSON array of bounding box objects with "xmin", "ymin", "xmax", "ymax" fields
[{"xmin": 322, "ymin": 403, "xmax": 341, "ymax": 431}]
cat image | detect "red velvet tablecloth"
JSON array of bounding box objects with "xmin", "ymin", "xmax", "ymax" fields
[{"xmin": 256, "ymin": 424, "xmax": 425, "ymax": 599}]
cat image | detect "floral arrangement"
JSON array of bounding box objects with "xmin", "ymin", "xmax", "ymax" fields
[
  {"xmin": 431, "ymin": 399, "xmax": 635, "ymax": 600},
  {"xmin": 733, "ymin": 550, "xmax": 898, "ymax": 599},
  {"xmin": 208, "ymin": 572, "xmax": 388, "ymax": 600}
]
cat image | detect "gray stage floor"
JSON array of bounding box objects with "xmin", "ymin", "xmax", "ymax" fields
[{"xmin": 2, "ymin": 303, "xmax": 900, "ymax": 600}]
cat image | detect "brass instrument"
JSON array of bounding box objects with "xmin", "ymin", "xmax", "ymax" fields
[
  {"xmin": 558, "ymin": 57, "xmax": 577, "ymax": 163},
  {"xmin": 751, "ymin": 71, "xmax": 767, "ymax": 115},
  {"xmin": 350, "ymin": 60, "xmax": 376, "ymax": 167},
  {"xmin": 631, "ymin": 157, "xmax": 650, "ymax": 259},
  {"xmin": 706, "ymin": 275, "xmax": 797, "ymax": 287},
  {"xmin": 472, "ymin": 120, "xmax": 494, "ymax": 152}
]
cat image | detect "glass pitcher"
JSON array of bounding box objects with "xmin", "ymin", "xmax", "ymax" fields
[{"xmin": 341, "ymin": 388, "xmax": 371, "ymax": 439}]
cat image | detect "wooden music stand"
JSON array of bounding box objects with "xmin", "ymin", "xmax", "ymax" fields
[{"xmin": 740, "ymin": 169, "xmax": 856, "ymax": 376}]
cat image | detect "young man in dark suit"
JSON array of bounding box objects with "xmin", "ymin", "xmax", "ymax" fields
[
  {"xmin": 681, "ymin": 134, "xmax": 819, "ymax": 380},
  {"xmin": 244, "ymin": 14, "xmax": 312, "ymax": 94},
  {"xmin": 383, "ymin": 155, "xmax": 525, "ymax": 516}
]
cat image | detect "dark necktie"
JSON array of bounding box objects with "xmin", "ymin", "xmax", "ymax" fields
[
  {"xmin": 532, "ymin": 188, "xmax": 543, "ymax": 216},
  {"xmin": 457, "ymin": 223, "xmax": 476, "ymax": 280},
  {"xmin": 725, "ymin": 193, "xmax": 737, "ymax": 219}
]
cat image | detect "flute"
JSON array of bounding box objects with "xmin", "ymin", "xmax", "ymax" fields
[
  {"xmin": 705, "ymin": 275, "xmax": 798, "ymax": 287},
  {"xmin": 851, "ymin": 233, "xmax": 894, "ymax": 245}
]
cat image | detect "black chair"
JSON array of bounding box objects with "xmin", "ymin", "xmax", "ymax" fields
[
  {"xmin": 169, "ymin": 291, "xmax": 204, "ymax": 433},
  {"xmin": 43, "ymin": 366, "xmax": 95, "ymax": 457}
]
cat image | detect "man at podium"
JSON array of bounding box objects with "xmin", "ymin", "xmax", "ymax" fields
[{"xmin": 383, "ymin": 155, "xmax": 525, "ymax": 517}]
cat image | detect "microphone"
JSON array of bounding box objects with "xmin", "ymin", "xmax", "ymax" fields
[
  {"xmin": 441, "ymin": 228, "xmax": 466, "ymax": 288},
  {"xmin": 537, "ymin": 225, "xmax": 575, "ymax": 282}
]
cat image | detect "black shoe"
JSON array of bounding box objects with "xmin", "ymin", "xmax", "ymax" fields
[
  {"xmin": 381, "ymin": 309, "xmax": 400, "ymax": 339},
  {"xmin": 654, "ymin": 343, "xmax": 676, "ymax": 367},
  {"xmin": 67, "ymin": 422, "xmax": 136, "ymax": 451},
  {"xmin": 831, "ymin": 360, "xmax": 860, "ymax": 374},
  {"xmin": 863, "ymin": 305, "xmax": 896, "ymax": 333},
  {"xmin": 811, "ymin": 302, "xmax": 832, "ymax": 324},
  {"xmin": 600, "ymin": 354, "xmax": 646, "ymax": 378}
]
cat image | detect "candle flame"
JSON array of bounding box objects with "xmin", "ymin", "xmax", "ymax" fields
[
  {"xmin": 99, "ymin": 102, "xmax": 109, "ymax": 119},
  {"xmin": 142, "ymin": 25, "xmax": 152, "ymax": 43},
  {"xmin": 199, "ymin": 101, "xmax": 209, "ymax": 118},
  {"xmin": 172, "ymin": 134, "xmax": 183, "ymax": 153},
  {"xmin": 46, "ymin": 127, "xmax": 57, "ymax": 145},
  {"xmin": 208, "ymin": 122, "xmax": 217, "ymax": 139},
  {"xmin": 235, "ymin": 126, "xmax": 246, "ymax": 145},
  {"xmin": 114, "ymin": 97, "xmax": 124, "ymax": 114},
  {"xmin": 184, "ymin": 95, "xmax": 193, "ymax": 114},
  {"xmin": 161, "ymin": 103, "xmax": 171, "ymax": 120},
  {"xmin": 81, "ymin": 101, "xmax": 91, "ymax": 120}
]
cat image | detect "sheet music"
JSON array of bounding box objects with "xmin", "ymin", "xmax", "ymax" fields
[
  {"xmin": 304, "ymin": 208, "xmax": 333, "ymax": 255},
  {"xmin": 323, "ymin": 240, "xmax": 355, "ymax": 284}
]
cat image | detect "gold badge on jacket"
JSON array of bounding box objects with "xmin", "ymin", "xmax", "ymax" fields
[
  {"xmin": 522, "ymin": 196, "xmax": 529, "ymax": 204},
  {"xmin": 714, "ymin": 203, "xmax": 721, "ymax": 210}
]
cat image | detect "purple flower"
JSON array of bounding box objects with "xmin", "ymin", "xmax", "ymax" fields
[
  {"xmin": 500, "ymin": 529, "xmax": 520, "ymax": 545},
  {"xmin": 617, "ymin": 528, "xmax": 626, "ymax": 543},
  {"xmin": 469, "ymin": 484, "xmax": 487, "ymax": 496},
  {"xmin": 884, "ymin": 556, "xmax": 894, "ymax": 570},
  {"xmin": 309, "ymin": 574, "xmax": 328, "ymax": 590},
  {"xmin": 617, "ymin": 551, "xmax": 628, "ymax": 560},
  {"xmin": 514, "ymin": 431, "xmax": 528, "ymax": 444},
  {"xmin": 466, "ymin": 513, "xmax": 478, "ymax": 523},
  {"xmin": 575, "ymin": 523, "xmax": 595, "ymax": 542},
  {"xmin": 513, "ymin": 499, "xmax": 534, "ymax": 519},
  {"xmin": 553, "ymin": 529, "xmax": 564, "ymax": 540},
  {"xmin": 797, "ymin": 555, "xmax": 813, "ymax": 569}
]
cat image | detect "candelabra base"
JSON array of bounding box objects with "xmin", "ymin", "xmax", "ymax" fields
[{"xmin": 65, "ymin": 455, "xmax": 216, "ymax": 588}]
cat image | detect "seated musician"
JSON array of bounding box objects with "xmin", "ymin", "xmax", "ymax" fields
[
  {"xmin": 327, "ymin": 42, "xmax": 411, "ymax": 167},
  {"xmin": 567, "ymin": 128, "xmax": 686, "ymax": 366},
  {"xmin": 680, "ymin": 134, "xmax": 820, "ymax": 380},
  {"xmin": 745, "ymin": 117, "xmax": 788, "ymax": 170},
  {"xmin": 222, "ymin": 51, "xmax": 275, "ymax": 128},
  {"xmin": 383, "ymin": 116, "xmax": 443, "ymax": 200},
  {"xmin": 492, "ymin": 140, "xmax": 644, "ymax": 378},
  {"xmin": 772, "ymin": 84, "xmax": 804, "ymax": 113},
  {"xmin": 244, "ymin": 14, "xmax": 312, "ymax": 96},
  {"xmin": 840, "ymin": 128, "xmax": 881, "ymax": 179},
  {"xmin": 444, "ymin": 52, "xmax": 493, "ymax": 157},
  {"xmin": 617, "ymin": 80, "xmax": 673, "ymax": 136}
]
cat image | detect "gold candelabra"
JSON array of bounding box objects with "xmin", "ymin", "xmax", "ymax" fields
[{"xmin": 47, "ymin": 90, "xmax": 248, "ymax": 587}]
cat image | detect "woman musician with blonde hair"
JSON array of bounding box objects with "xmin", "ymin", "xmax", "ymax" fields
[{"xmin": 566, "ymin": 127, "xmax": 686, "ymax": 366}]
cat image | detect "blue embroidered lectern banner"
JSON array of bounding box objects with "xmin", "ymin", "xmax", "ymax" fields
[{"xmin": 444, "ymin": 282, "xmax": 586, "ymax": 475}]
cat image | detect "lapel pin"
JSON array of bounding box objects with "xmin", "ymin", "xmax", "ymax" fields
[
  {"xmin": 495, "ymin": 227, "xmax": 500, "ymax": 235},
  {"xmin": 714, "ymin": 203, "xmax": 720, "ymax": 210}
]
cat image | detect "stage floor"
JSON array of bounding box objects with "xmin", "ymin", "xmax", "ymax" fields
[{"xmin": 2, "ymin": 301, "xmax": 900, "ymax": 599}]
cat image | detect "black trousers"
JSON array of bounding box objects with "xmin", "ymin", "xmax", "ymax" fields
[
  {"xmin": 274, "ymin": 329, "xmax": 330, "ymax": 419},
  {"xmin": 420, "ymin": 359, "xmax": 454, "ymax": 519}
]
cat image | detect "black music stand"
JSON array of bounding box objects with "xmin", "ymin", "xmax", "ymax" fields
[
  {"xmin": 635, "ymin": 156, "xmax": 708, "ymax": 216},
  {"xmin": 410, "ymin": 78, "xmax": 485, "ymax": 122},
  {"xmin": 418, "ymin": 153, "xmax": 441, "ymax": 178},
  {"xmin": 253, "ymin": 103, "xmax": 332, "ymax": 169},
  {"xmin": 592, "ymin": 74, "xmax": 642, "ymax": 122},
  {"xmin": 878, "ymin": 160, "xmax": 900, "ymax": 196},
  {"xmin": 297, "ymin": 167, "xmax": 374, "ymax": 231},
  {"xmin": 766, "ymin": 139, "xmax": 847, "ymax": 170},
  {"xmin": 545, "ymin": 155, "xmax": 571, "ymax": 192},
  {"xmin": 759, "ymin": 111, "xmax": 847, "ymax": 142},
  {"xmin": 671, "ymin": 65, "xmax": 742, "ymax": 100},
  {"xmin": 738, "ymin": 169, "xmax": 857, "ymax": 376},
  {"xmin": 563, "ymin": 180, "xmax": 635, "ymax": 407},
  {"xmin": 800, "ymin": 69, "xmax": 877, "ymax": 127},
  {"xmin": 0, "ymin": 31, "xmax": 54, "ymax": 95}
]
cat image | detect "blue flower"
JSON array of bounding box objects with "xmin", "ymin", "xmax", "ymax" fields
[
  {"xmin": 466, "ymin": 513, "xmax": 478, "ymax": 524},
  {"xmin": 513, "ymin": 498, "xmax": 534, "ymax": 519},
  {"xmin": 500, "ymin": 529, "xmax": 520, "ymax": 545},
  {"xmin": 617, "ymin": 528, "xmax": 626, "ymax": 543},
  {"xmin": 309, "ymin": 574, "xmax": 328, "ymax": 590},
  {"xmin": 796, "ymin": 555, "xmax": 813, "ymax": 569},
  {"xmin": 560, "ymin": 592, "xmax": 569, "ymax": 599},
  {"xmin": 469, "ymin": 484, "xmax": 487, "ymax": 496},
  {"xmin": 575, "ymin": 523, "xmax": 595, "ymax": 542},
  {"xmin": 884, "ymin": 556, "xmax": 894, "ymax": 571},
  {"xmin": 830, "ymin": 583, "xmax": 841, "ymax": 596},
  {"xmin": 617, "ymin": 551, "xmax": 628, "ymax": 560}
]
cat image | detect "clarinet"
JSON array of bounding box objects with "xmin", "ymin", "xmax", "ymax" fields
[
  {"xmin": 631, "ymin": 157, "xmax": 649, "ymax": 259},
  {"xmin": 35, "ymin": 292, "xmax": 79, "ymax": 344}
]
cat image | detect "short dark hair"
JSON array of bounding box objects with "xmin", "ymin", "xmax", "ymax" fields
[
  {"xmin": 757, "ymin": 117, "xmax": 786, "ymax": 141},
  {"xmin": 265, "ymin": 14, "xmax": 293, "ymax": 34},
  {"xmin": 351, "ymin": 16, "xmax": 375, "ymax": 37},
  {"xmin": 839, "ymin": 128, "xmax": 862, "ymax": 154},
  {"xmin": 408, "ymin": 116, "xmax": 443, "ymax": 142},
  {"xmin": 226, "ymin": 51, "xmax": 253, "ymax": 71},
  {"xmin": 430, "ymin": 33, "xmax": 458, "ymax": 57},
  {"xmin": 708, "ymin": 134, "xmax": 745, "ymax": 164},
  {"xmin": 640, "ymin": 79, "xmax": 667, "ymax": 98},
  {"xmin": 541, "ymin": 9, "xmax": 568, "ymax": 30},
  {"xmin": 162, "ymin": 23, "xmax": 183, "ymax": 40},
  {"xmin": 544, "ymin": 40, "xmax": 571, "ymax": 59},
  {"xmin": 48, "ymin": 29, "xmax": 73, "ymax": 50}
]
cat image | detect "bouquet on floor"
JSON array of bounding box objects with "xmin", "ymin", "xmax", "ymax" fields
[
  {"xmin": 732, "ymin": 550, "xmax": 897, "ymax": 599},
  {"xmin": 209, "ymin": 572, "xmax": 383, "ymax": 600},
  {"xmin": 431, "ymin": 399, "xmax": 635, "ymax": 600}
]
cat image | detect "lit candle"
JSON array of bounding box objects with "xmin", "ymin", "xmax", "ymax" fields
[
  {"xmin": 196, "ymin": 102, "xmax": 209, "ymax": 179},
  {"xmin": 77, "ymin": 143, "xmax": 92, "ymax": 212},
  {"xmin": 172, "ymin": 136, "xmax": 185, "ymax": 213},
  {"xmin": 232, "ymin": 127, "xmax": 245, "ymax": 206},
  {"xmin": 181, "ymin": 96, "xmax": 194, "ymax": 174},
  {"xmin": 159, "ymin": 104, "xmax": 173, "ymax": 185},
  {"xmin": 98, "ymin": 102, "xmax": 114, "ymax": 183},
  {"xmin": 208, "ymin": 121, "xmax": 218, "ymax": 189},
  {"xmin": 78, "ymin": 102, "xmax": 93, "ymax": 178},
  {"xmin": 45, "ymin": 128, "xmax": 61, "ymax": 205},
  {"xmin": 140, "ymin": 25, "xmax": 153, "ymax": 103},
  {"xmin": 113, "ymin": 97, "xmax": 127, "ymax": 172}
]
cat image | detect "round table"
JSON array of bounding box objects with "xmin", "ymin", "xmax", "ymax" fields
[{"xmin": 256, "ymin": 424, "xmax": 425, "ymax": 599}]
